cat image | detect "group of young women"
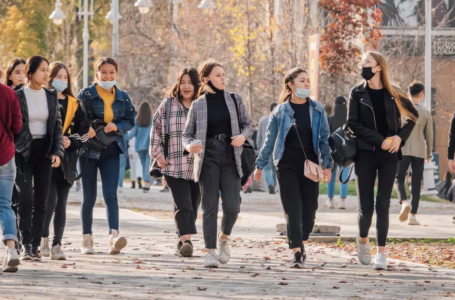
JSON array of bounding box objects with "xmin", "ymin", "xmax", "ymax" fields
[{"xmin": 1, "ymin": 50, "xmax": 420, "ymax": 273}]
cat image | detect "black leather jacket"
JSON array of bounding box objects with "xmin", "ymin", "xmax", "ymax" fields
[
  {"xmin": 14, "ymin": 87, "xmax": 64, "ymax": 162},
  {"xmin": 347, "ymin": 81, "xmax": 418, "ymax": 158}
]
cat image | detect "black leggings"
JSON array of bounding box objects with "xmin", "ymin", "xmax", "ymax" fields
[
  {"xmin": 164, "ymin": 175, "xmax": 201, "ymax": 237},
  {"xmin": 43, "ymin": 168, "xmax": 72, "ymax": 246},
  {"xmin": 395, "ymin": 155, "xmax": 424, "ymax": 214},
  {"xmin": 277, "ymin": 147, "xmax": 319, "ymax": 249},
  {"xmin": 355, "ymin": 150, "xmax": 398, "ymax": 247}
]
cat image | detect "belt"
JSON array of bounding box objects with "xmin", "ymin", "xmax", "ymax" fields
[
  {"xmin": 32, "ymin": 134, "xmax": 46, "ymax": 140},
  {"xmin": 212, "ymin": 134, "xmax": 231, "ymax": 140}
]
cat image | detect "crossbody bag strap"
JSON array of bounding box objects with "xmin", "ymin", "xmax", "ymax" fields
[
  {"xmin": 230, "ymin": 92, "xmax": 242, "ymax": 132},
  {"xmin": 339, "ymin": 166, "xmax": 353, "ymax": 184},
  {"xmin": 292, "ymin": 121, "xmax": 308, "ymax": 161},
  {"xmin": 84, "ymin": 91, "xmax": 96, "ymax": 120}
]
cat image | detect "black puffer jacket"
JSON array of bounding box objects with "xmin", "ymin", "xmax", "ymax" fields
[
  {"xmin": 347, "ymin": 81, "xmax": 419, "ymax": 159},
  {"xmin": 14, "ymin": 87, "xmax": 64, "ymax": 162}
]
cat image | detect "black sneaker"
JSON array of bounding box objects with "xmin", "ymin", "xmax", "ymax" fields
[
  {"xmin": 20, "ymin": 245, "xmax": 33, "ymax": 261},
  {"xmin": 290, "ymin": 251, "xmax": 304, "ymax": 268},
  {"xmin": 301, "ymin": 245, "xmax": 307, "ymax": 265},
  {"xmin": 160, "ymin": 186, "xmax": 169, "ymax": 193},
  {"xmin": 268, "ymin": 184, "xmax": 275, "ymax": 194},
  {"xmin": 31, "ymin": 246, "xmax": 42, "ymax": 261},
  {"xmin": 179, "ymin": 240, "xmax": 193, "ymax": 257}
]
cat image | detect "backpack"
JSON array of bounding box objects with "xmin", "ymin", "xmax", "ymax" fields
[{"xmin": 328, "ymin": 125, "xmax": 356, "ymax": 183}]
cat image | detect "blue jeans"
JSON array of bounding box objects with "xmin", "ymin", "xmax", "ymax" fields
[
  {"xmin": 0, "ymin": 157, "xmax": 18, "ymax": 245},
  {"xmin": 263, "ymin": 159, "xmax": 277, "ymax": 187},
  {"xmin": 137, "ymin": 150, "xmax": 150, "ymax": 183},
  {"xmin": 327, "ymin": 164, "xmax": 350, "ymax": 199},
  {"xmin": 118, "ymin": 154, "xmax": 126, "ymax": 187},
  {"xmin": 81, "ymin": 144, "xmax": 120, "ymax": 234}
]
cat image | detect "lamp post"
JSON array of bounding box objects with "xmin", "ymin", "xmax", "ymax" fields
[
  {"xmin": 49, "ymin": 0, "xmax": 66, "ymax": 25},
  {"xmin": 422, "ymin": 0, "xmax": 437, "ymax": 195}
]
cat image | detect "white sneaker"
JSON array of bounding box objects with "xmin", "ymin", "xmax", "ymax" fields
[
  {"xmin": 399, "ymin": 202, "xmax": 412, "ymax": 222},
  {"xmin": 374, "ymin": 252, "xmax": 387, "ymax": 270},
  {"xmin": 356, "ymin": 235, "xmax": 372, "ymax": 265},
  {"xmin": 204, "ymin": 251, "xmax": 219, "ymax": 268},
  {"xmin": 338, "ymin": 200, "xmax": 346, "ymax": 210},
  {"xmin": 218, "ymin": 238, "xmax": 231, "ymax": 264},
  {"xmin": 2, "ymin": 248, "xmax": 20, "ymax": 272},
  {"xmin": 50, "ymin": 245, "xmax": 67, "ymax": 260},
  {"xmin": 40, "ymin": 237, "xmax": 50, "ymax": 257},
  {"xmin": 325, "ymin": 199, "xmax": 335, "ymax": 209},
  {"xmin": 108, "ymin": 229, "xmax": 127, "ymax": 255},
  {"xmin": 408, "ymin": 215, "xmax": 420, "ymax": 225},
  {"xmin": 81, "ymin": 234, "xmax": 94, "ymax": 254}
]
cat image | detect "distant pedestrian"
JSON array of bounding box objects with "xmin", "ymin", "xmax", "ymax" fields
[
  {"xmin": 0, "ymin": 82, "xmax": 22, "ymax": 272},
  {"xmin": 395, "ymin": 81, "xmax": 433, "ymax": 226},
  {"xmin": 150, "ymin": 67, "xmax": 201, "ymax": 257},
  {"xmin": 347, "ymin": 51, "xmax": 418, "ymax": 270},
  {"xmin": 4, "ymin": 58, "xmax": 26, "ymax": 90},
  {"xmin": 254, "ymin": 67, "xmax": 332, "ymax": 268},
  {"xmin": 182, "ymin": 61, "xmax": 254, "ymax": 268},
  {"xmin": 256, "ymin": 103, "xmax": 278, "ymax": 194},
  {"xmin": 325, "ymin": 96, "xmax": 351, "ymax": 209}
]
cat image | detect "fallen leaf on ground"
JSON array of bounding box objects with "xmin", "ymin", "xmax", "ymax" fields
[
  {"xmin": 197, "ymin": 287, "xmax": 207, "ymax": 291},
  {"xmin": 251, "ymin": 273, "xmax": 260, "ymax": 277},
  {"xmin": 279, "ymin": 282, "xmax": 288, "ymax": 285}
]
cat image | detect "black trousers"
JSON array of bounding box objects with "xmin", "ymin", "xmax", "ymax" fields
[
  {"xmin": 15, "ymin": 138, "xmax": 53, "ymax": 247},
  {"xmin": 395, "ymin": 155, "xmax": 424, "ymax": 214},
  {"xmin": 355, "ymin": 150, "xmax": 398, "ymax": 247},
  {"xmin": 165, "ymin": 175, "xmax": 201, "ymax": 237},
  {"xmin": 42, "ymin": 168, "xmax": 72, "ymax": 246},
  {"xmin": 199, "ymin": 138, "xmax": 241, "ymax": 249},
  {"xmin": 277, "ymin": 147, "xmax": 319, "ymax": 249}
]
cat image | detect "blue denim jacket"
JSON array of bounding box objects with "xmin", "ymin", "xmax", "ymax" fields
[
  {"xmin": 256, "ymin": 98, "xmax": 332, "ymax": 170},
  {"xmin": 77, "ymin": 84, "xmax": 135, "ymax": 159},
  {"xmin": 125, "ymin": 118, "xmax": 152, "ymax": 152}
]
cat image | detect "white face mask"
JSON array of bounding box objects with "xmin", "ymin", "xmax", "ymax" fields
[
  {"xmin": 296, "ymin": 88, "xmax": 311, "ymax": 99},
  {"xmin": 98, "ymin": 80, "xmax": 116, "ymax": 90}
]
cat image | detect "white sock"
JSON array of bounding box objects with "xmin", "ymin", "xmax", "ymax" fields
[{"xmin": 207, "ymin": 249, "xmax": 216, "ymax": 253}]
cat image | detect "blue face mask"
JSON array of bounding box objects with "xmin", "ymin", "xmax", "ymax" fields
[
  {"xmin": 98, "ymin": 80, "xmax": 117, "ymax": 90},
  {"xmin": 52, "ymin": 79, "xmax": 68, "ymax": 92},
  {"xmin": 295, "ymin": 88, "xmax": 312, "ymax": 99}
]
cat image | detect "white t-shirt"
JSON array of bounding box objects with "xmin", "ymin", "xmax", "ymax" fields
[{"xmin": 24, "ymin": 86, "xmax": 49, "ymax": 135}]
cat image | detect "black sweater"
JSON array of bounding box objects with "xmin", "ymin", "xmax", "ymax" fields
[{"xmin": 206, "ymin": 92, "xmax": 231, "ymax": 137}]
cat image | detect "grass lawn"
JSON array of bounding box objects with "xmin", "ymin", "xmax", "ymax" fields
[{"xmin": 319, "ymin": 181, "xmax": 445, "ymax": 203}]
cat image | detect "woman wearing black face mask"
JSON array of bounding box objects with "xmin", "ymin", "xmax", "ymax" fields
[
  {"xmin": 347, "ymin": 51, "xmax": 418, "ymax": 271},
  {"xmin": 182, "ymin": 60, "xmax": 254, "ymax": 268}
]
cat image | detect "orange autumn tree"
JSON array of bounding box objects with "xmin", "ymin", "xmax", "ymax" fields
[{"xmin": 319, "ymin": 0, "xmax": 383, "ymax": 78}]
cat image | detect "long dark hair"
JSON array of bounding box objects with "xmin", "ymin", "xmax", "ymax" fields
[
  {"xmin": 279, "ymin": 67, "xmax": 308, "ymax": 103},
  {"xmin": 136, "ymin": 101, "xmax": 152, "ymax": 127},
  {"xmin": 46, "ymin": 61, "xmax": 75, "ymax": 98},
  {"xmin": 167, "ymin": 67, "xmax": 200, "ymax": 101},
  {"xmin": 25, "ymin": 55, "xmax": 49, "ymax": 82},
  {"xmin": 197, "ymin": 60, "xmax": 223, "ymax": 98},
  {"xmin": 4, "ymin": 58, "xmax": 26, "ymax": 87},
  {"xmin": 328, "ymin": 96, "xmax": 348, "ymax": 133}
]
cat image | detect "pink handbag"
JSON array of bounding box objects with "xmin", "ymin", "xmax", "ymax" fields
[{"xmin": 294, "ymin": 122, "xmax": 325, "ymax": 182}]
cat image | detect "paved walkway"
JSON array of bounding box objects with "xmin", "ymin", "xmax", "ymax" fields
[{"xmin": 2, "ymin": 205, "xmax": 455, "ymax": 299}]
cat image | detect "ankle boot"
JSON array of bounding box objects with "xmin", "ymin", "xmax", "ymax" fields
[
  {"xmin": 138, "ymin": 177, "xmax": 143, "ymax": 189},
  {"xmin": 131, "ymin": 181, "xmax": 136, "ymax": 189}
]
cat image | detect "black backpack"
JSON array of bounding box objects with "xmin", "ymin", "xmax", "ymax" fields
[{"xmin": 329, "ymin": 125, "xmax": 356, "ymax": 183}]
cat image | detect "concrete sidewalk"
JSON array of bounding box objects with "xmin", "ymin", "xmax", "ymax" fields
[{"xmin": 1, "ymin": 205, "xmax": 455, "ymax": 299}]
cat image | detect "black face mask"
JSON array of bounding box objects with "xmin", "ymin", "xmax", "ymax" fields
[
  {"xmin": 207, "ymin": 80, "xmax": 224, "ymax": 94},
  {"xmin": 361, "ymin": 67, "xmax": 376, "ymax": 81}
]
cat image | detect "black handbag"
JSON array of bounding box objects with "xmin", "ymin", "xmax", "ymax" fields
[
  {"xmin": 328, "ymin": 124, "xmax": 356, "ymax": 184},
  {"xmin": 84, "ymin": 91, "xmax": 117, "ymax": 151},
  {"xmin": 230, "ymin": 93, "xmax": 257, "ymax": 186},
  {"xmin": 149, "ymin": 98, "xmax": 172, "ymax": 178}
]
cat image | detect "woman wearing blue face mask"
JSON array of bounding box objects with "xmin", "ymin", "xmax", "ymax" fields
[
  {"xmin": 254, "ymin": 67, "xmax": 332, "ymax": 268},
  {"xmin": 77, "ymin": 57, "xmax": 135, "ymax": 255},
  {"xmin": 41, "ymin": 62, "xmax": 90, "ymax": 260}
]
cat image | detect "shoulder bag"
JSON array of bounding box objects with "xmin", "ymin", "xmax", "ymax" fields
[
  {"xmin": 149, "ymin": 98, "xmax": 172, "ymax": 178},
  {"xmin": 328, "ymin": 124, "xmax": 356, "ymax": 184},
  {"xmin": 230, "ymin": 93, "xmax": 257, "ymax": 186}
]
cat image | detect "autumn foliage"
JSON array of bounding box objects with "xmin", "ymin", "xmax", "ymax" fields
[{"xmin": 319, "ymin": 0, "xmax": 383, "ymax": 76}]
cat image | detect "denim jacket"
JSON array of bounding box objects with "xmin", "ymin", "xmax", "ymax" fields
[
  {"xmin": 256, "ymin": 98, "xmax": 332, "ymax": 170},
  {"xmin": 77, "ymin": 84, "xmax": 135, "ymax": 159},
  {"xmin": 125, "ymin": 118, "xmax": 152, "ymax": 152}
]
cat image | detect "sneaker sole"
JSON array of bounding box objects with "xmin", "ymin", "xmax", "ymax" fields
[
  {"xmin": 179, "ymin": 244, "xmax": 193, "ymax": 257},
  {"xmin": 3, "ymin": 257, "xmax": 20, "ymax": 272},
  {"xmin": 204, "ymin": 263, "xmax": 219, "ymax": 268},
  {"xmin": 290, "ymin": 263, "xmax": 304, "ymax": 268},
  {"xmin": 374, "ymin": 264, "xmax": 387, "ymax": 270},
  {"xmin": 33, "ymin": 257, "xmax": 42, "ymax": 262},
  {"xmin": 20, "ymin": 256, "xmax": 33, "ymax": 261},
  {"xmin": 109, "ymin": 237, "xmax": 127, "ymax": 255},
  {"xmin": 50, "ymin": 255, "xmax": 67, "ymax": 260},
  {"xmin": 81, "ymin": 250, "xmax": 94, "ymax": 255},
  {"xmin": 399, "ymin": 205, "xmax": 412, "ymax": 222}
]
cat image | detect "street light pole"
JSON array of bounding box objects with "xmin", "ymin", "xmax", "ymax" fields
[
  {"xmin": 113, "ymin": 0, "xmax": 119, "ymax": 60},
  {"xmin": 82, "ymin": 0, "xmax": 90, "ymax": 88},
  {"xmin": 171, "ymin": 0, "xmax": 181, "ymax": 84}
]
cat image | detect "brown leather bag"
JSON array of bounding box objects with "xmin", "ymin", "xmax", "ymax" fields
[{"xmin": 293, "ymin": 122, "xmax": 325, "ymax": 182}]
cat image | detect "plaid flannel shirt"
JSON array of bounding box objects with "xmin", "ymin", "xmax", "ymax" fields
[{"xmin": 150, "ymin": 98, "xmax": 195, "ymax": 180}]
